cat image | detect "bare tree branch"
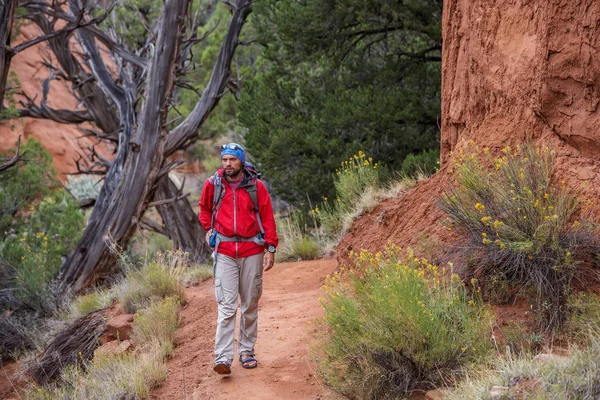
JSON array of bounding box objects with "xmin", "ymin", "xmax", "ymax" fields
[
  {"xmin": 166, "ymin": 0, "xmax": 253, "ymax": 155},
  {"xmin": 147, "ymin": 192, "xmax": 190, "ymax": 208},
  {"xmin": 0, "ymin": 137, "xmax": 25, "ymax": 173}
]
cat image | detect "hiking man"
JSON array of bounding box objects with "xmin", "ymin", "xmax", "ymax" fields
[{"xmin": 198, "ymin": 143, "xmax": 278, "ymax": 375}]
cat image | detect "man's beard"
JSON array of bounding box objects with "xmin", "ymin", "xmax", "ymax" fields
[{"xmin": 224, "ymin": 166, "xmax": 242, "ymax": 179}]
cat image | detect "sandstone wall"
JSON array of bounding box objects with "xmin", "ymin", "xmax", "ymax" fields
[{"xmin": 442, "ymin": 0, "xmax": 600, "ymax": 189}]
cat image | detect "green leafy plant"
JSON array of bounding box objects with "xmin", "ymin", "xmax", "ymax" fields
[
  {"xmin": 401, "ymin": 148, "xmax": 440, "ymax": 177},
  {"xmin": 440, "ymin": 143, "xmax": 600, "ymax": 332},
  {"xmin": 117, "ymin": 251, "xmax": 187, "ymax": 314},
  {"xmin": 313, "ymin": 245, "xmax": 494, "ymax": 398},
  {"xmin": 1, "ymin": 191, "xmax": 84, "ymax": 313},
  {"xmin": 318, "ymin": 151, "xmax": 382, "ymax": 237}
]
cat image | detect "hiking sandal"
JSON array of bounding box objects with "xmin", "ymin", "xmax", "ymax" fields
[
  {"xmin": 213, "ymin": 360, "xmax": 232, "ymax": 375},
  {"xmin": 239, "ymin": 354, "xmax": 258, "ymax": 369}
]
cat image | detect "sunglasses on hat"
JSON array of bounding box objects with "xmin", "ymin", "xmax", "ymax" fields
[{"xmin": 221, "ymin": 143, "xmax": 244, "ymax": 151}]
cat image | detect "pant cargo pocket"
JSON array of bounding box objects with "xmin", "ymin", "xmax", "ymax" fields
[{"xmin": 214, "ymin": 278, "xmax": 224, "ymax": 303}]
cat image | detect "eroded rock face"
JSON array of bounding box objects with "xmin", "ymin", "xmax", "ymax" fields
[
  {"xmin": 337, "ymin": 1, "xmax": 600, "ymax": 261},
  {"xmin": 442, "ymin": 0, "xmax": 600, "ymax": 185}
]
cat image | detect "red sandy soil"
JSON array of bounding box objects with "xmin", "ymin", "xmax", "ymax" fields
[{"xmin": 151, "ymin": 258, "xmax": 345, "ymax": 400}]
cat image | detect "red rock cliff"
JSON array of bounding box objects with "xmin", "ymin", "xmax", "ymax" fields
[{"xmin": 337, "ymin": 1, "xmax": 600, "ymax": 261}]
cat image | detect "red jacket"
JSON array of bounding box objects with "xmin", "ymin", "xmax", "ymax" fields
[{"xmin": 199, "ymin": 169, "xmax": 278, "ymax": 258}]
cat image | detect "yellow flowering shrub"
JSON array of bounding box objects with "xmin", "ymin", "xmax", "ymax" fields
[
  {"xmin": 440, "ymin": 142, "xmax": 600, "ymax": 332},
  {"xmin": 313, "ymin": 245, "xmax": 493, "ymax": 398}
]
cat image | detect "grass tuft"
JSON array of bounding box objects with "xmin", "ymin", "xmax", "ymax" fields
[{"xmin": 117, "ymin": 251, "xmax": 187, "ymax": 314}]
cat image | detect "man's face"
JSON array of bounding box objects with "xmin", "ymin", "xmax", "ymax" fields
[{"xmin": 221, "ymin": 155, "xmax": 243, "ymax": 179}]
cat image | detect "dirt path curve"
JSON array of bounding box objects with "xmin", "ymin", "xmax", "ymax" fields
[{"xmin": 151, "ymin": 258, "xmax": 345, "ymax": 400}]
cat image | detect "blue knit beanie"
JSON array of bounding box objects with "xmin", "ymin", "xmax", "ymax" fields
[{"xmin": 220, "ymin": 143, "xmax": 245, "ymax": 164}]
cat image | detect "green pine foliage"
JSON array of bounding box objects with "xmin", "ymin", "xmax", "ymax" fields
[{"xmin": 239, "ymin": 0, "xmax": 442, "ymax": 207}]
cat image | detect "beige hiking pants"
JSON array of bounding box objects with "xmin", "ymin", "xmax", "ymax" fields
[{"xmin": 213, "ymin": 252, "xmax": 264, "ymax": 364}]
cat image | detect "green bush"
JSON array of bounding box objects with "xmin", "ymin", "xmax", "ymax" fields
[
  {"xmin": 0, "ymin": 138, "xmax": 57, "ymax": 235},
  {"xmin": 118, "ymin": 252, "xmax": 186, "ymax": 314},
  {"xmin": 318, "ymin": 151, "xmax": 382, "ymax": 237},
  {"xmin": 313, "ymin": 246, "xmax": 494, "ymax": 398},
  {"xmin": 1, "ymin": 191, "xmax": 84, "ymax": 312},
  {"xmin": 401, "ymin": 148, "xmax": 440, "ymax": 177},
  {"xmin": 440, "ymin": 143, "xmax": 600, "ymax": 332}
]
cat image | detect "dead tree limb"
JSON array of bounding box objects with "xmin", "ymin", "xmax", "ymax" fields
[
  {"xmin": 0, "ymin": 136, "xmax": 24, "ymax": 173},
  {"xmin": 0, "ymin": 0, "xmax": 18, "ymax": 110},
  {"xmin": 28, "ymin": 310, "xmax": 106, "ymax": 385},
  {"xmin": 165, "ymin": 0, "xmax": 254, "ymax": 155}
]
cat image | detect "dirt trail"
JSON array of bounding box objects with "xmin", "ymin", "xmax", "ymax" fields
[{"xmin": 151, "ymin": 258, "xmax": 344, "ymax": 400}]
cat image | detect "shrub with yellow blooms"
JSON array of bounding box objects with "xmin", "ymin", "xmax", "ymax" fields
[
  {"xmin": 440, "ymin": 142, "xmax": 600, "ymax": 332},
  {"xmin": 313, "ymin": 245, "xmax": 494, "ymax": 399}
]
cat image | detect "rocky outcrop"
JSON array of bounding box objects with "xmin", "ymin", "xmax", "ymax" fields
[{"xmin": 338, "ymin": 1, "xmax": 600, "ymax": 261}]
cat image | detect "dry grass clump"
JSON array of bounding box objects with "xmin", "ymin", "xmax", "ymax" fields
[
  {"xmin": 182, "ymin": 264, "xmax": 213, "ymax": 286},
  {"xmin": 132, "ymin": 296, "xmax": 180, "ymax": 357},
  {"xmin": 26, "ymin": 296, "xmax": 179, "ymax": 399},
  {"xmin": 277, "ymin": 210, "xmax": 321, "ymax": 261},
  {"xmin": 440, "ymin": 143, "xmax": 600, "ymax": 332},
  {"xmin": 446, "ymin": 334, "xmax": 600, "ymax": 400},
  {"xmin": 117, "ymin": 251, "xmax": 187, "ymax": 313}
]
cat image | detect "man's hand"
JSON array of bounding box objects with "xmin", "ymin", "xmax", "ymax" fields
[
  {"xmin": 205, "ymin": 229, "xmax": 213, "ymax": 246},
  {"xmin": 263, "ymin": 251, "xmax": 275, "ymax": 271}
]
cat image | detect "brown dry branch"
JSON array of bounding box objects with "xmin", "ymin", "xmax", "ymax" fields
[{"xmin": 28, "ymin": 310, "xmax": 106, "ymax": 386}]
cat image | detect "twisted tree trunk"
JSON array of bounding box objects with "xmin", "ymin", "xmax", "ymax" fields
[
  {"xmin": 0, "ymin": 0, "xmax": 17, "ymax": 110},
  {"xmin": 58, "ymin": 0, "xmax": 188, "ymax": 292},
  {"xmin": 155, "ymin": 175, "xmax": 211, "ymax": 263}
]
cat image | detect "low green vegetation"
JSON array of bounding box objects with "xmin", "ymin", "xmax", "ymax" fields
[
  {"xmin": 276, "ymin": 209, "xmax": 321, "ymax": 262},
  {"xmin": 117, "ymin": 251, "xmax": 187, "ymax": 314},
  {"xmin": 26, "ymin": 251, "xmax": 188, "ymax": 399},
  {"xmin": 440, "ymin": 143, "xmax": 600, "ymax": 332},
  {"xmin": 28, "ymin": 297, "xmax": 178, "ymax": 400},
  {"xmin": 313, "ymin": 246, "xmax": 494, "ymax": 398},
  {"xmin": 446, "ymin": 333, "xmax": 600, "ymax": 400}
]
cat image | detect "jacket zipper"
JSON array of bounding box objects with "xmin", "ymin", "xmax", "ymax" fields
[{"xmin": 233, "ymin": 187, "xmax": 238, "ymax": 259}]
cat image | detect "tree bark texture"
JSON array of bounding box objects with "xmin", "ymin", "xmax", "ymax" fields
[
  {"xmin": 58, "ymin": 0, "xmax": 253, "ymax": 292},
  {"xmin": 26, "ymin": 4, "xmax": 210, "ymax": 263},
  {"xmin": 59, "ymin": 0, "xmax": 189, "ymax": 292},
  {"xmin": 0, "ymin": 0, "xmax": 17, "ymax": 109},
  {"xmin": 155, "ymin": 175, "xmax": 211, "ymax": 263}
]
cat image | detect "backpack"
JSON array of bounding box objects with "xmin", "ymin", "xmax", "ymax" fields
[{"xmin": 210, "ymin": 163, "xmax": 265, "ymax": 238}]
